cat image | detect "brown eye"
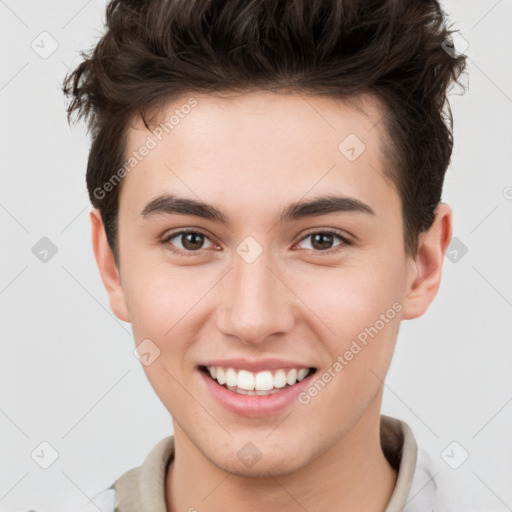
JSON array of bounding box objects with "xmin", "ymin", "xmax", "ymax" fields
[
  {"xmin": 180, "ymin": 232, "xmax": 205, "ymax": 250},
  {"xmin": 297, "ymin": 230, "xmax": 350, "ymax": 252},
  {"xmin": 311, "ymin": 233, "xmax": 335, "ymax": 250},
  {"xmin": 163, "ymin": 230, "xmax": 215, "ymax": 254}
]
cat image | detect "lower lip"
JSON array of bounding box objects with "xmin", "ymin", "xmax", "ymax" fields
[{"xmin": 198, "ymin": 368, "xmax": 316, "ymax": 417}]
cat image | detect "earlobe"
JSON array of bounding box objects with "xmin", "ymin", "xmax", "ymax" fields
[
  {"xmin": 401, "ymin": 203, "xmax": 453, "ymax": 320},
  {"xmin": 90, "ymin": 209, "xmax": 130, "ymax": 323}
]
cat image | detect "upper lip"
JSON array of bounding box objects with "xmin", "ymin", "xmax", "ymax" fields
[{"xmin": 199, "ymin": 358, "xmax": 316, "ymax": 372}]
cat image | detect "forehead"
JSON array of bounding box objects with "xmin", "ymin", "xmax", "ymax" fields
[{"xmin": 120, "ymin": 90, "xmax": 399, "ymax": 225}]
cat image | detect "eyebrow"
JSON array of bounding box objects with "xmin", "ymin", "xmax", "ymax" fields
[{"xmin": 140, "ymin": 193, "xmax": 375, "ymax": 226}]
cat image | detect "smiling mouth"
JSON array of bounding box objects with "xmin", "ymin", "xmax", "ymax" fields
[{"xmin": 199, "ymin": 365, "xmax": 317, "ymax": 396}]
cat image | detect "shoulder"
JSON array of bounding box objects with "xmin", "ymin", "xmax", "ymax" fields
[{"xmin": 73, "ymin": 436, "xmax": 174, "ymax": 512}]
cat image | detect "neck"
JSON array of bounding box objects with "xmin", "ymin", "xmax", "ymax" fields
[{"xmin": 166, "ymin": 400, "xmax": 397, "ymax": 512}]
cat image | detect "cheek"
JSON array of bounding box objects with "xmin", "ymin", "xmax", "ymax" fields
[
  {"xmin": 121, "ymin": 254, "xmax": 212, "ymax": 338},
  {"xmin": 287, "ymin": 258, "xmax": 404, "ymax": 397},
  {"xmin": 292, "ymin": 259, "xmax": 403, "ymax": 338},
  {"xmin": 121, "ymin": 261, "xmax": 206, "ymax": 409},
  {"xmin": 120, "ymin": 257, "xmax": 221, "ymax": 400},
  {"xmin": 294, "ymin": 267, "xmax": 403, "ymax": 414}
]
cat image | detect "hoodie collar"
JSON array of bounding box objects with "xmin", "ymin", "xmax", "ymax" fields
[{"xmin": 111, "ymin": 414, "xmax": 435, "ymax": 511}]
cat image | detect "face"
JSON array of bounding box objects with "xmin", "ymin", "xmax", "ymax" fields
[{"xmin": 93, "ymin": 90, "xmax": 446, "ymax": 477}]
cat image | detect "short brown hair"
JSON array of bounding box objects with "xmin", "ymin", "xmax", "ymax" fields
[{"xmin": 63, "ymin": 0, "xmax": 467, "ymax": 263}]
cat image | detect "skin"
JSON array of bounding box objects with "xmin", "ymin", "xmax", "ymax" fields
[{"xmin": 91, "ymin": 90, "xmax": 452, "ymax": 511}]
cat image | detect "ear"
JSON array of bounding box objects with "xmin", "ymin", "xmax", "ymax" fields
[
  {"xmin": 90, "ymin": 209, "xmax": 130, "ymax": 323},
  {"xmin": 401, "ymin": 203, "xmax": 453, "ymax": 320}
]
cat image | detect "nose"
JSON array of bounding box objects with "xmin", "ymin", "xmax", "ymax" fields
[{"xmin": 215, "ymin": 250, "xmax": 295, "ymax": 345}]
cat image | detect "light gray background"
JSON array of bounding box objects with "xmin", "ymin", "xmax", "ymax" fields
[{"xmin": 1, "ymin": 1, "xmax": 511, "ymax": 511}]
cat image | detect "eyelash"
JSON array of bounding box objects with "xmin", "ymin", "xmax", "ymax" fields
[{"xmin": 161, "ymin": 228, "xmax": 352, "ymax": 257}]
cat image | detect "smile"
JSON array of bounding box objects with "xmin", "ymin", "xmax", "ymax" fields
[{"xmin": 200, "ymin": 365, "xmax": 317, "ymax": 396}]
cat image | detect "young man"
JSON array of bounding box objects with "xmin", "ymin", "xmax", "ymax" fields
[{"xmin": 64, "ymin": 0, "xmax": 467, "ymax": 510}]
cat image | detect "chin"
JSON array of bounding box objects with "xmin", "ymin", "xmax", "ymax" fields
[
  {"xmin": 201, "ymin": 436, "xmax": 315, "ymax": 478},
  {"xmin": 218, "ymin": 453, "xmax": 308, "ymax": 478}
]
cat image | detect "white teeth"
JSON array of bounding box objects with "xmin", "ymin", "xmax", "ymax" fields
[
  {"xmin": 286, "ymin": 369, "xmax": 297, "ymax": 385},
  {"xmin": 227, "ymin": 385, "xmax": 283, "ymax": 396},
  {"xmin": 205, "ymin": 365, "xmax": 312, "ymax": 393},
  {"xmin": 254, "ymin": 370, "xmax": 274, "ymax": 390},
  {"xmin": 273, "ymin": 369, "xmax": 287, "ymax": 388},
  {"xmin": 297, "ymin": 368, "xmax": 309, "ymax": 381},
  {"xmin": 237, "ymin": 369, "xmax": 255, "ymax": 390},
  {"xmin": 225, "ymin": 368, "xmax": 238, "ymax": 387},
  {"xmin": 216, "ymin": 367, "xmax": 226, "ymax": 385}
]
